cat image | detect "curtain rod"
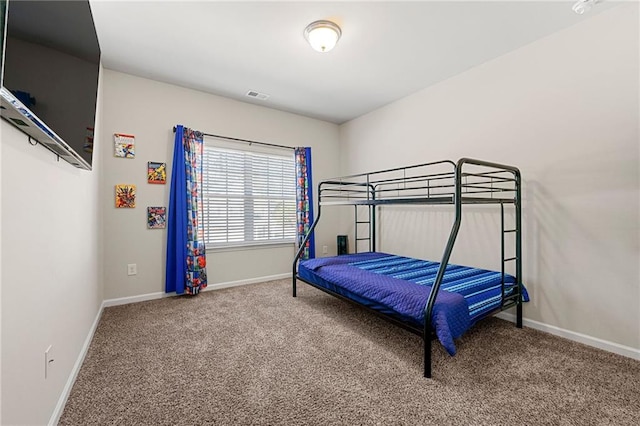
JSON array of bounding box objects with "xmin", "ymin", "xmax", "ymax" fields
[{"xmin": 173, "ymin": 126, "xmax": 295, "ymax": 151}]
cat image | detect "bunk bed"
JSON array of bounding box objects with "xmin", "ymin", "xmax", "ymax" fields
[{"xmin": 292, "ymin": 158, "xmax": 528, "ymax": 378}]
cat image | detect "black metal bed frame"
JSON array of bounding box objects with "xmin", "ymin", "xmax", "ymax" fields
[{"xmin": 292, "ymin": 158, "xmax": 523, "ymax": 378}]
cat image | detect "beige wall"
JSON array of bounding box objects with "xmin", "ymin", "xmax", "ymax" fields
[
  {"xmin": 0, "ymin": 68, "xmax": 104, "ymax": 424},
  {"xmin": 339, "ymin": 5, "xmax": 639, "ymax": 350},
  {"xmin": 100, "ymin": 70, "xmax": 341, "ymax": 300}
]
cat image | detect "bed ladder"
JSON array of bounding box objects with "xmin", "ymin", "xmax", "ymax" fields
[
  {"xmin": 354, "ymin": 205, "xmax": 374, "ymax": 253},
  {"xmin": 500, "ymin": 201, "xmax": 523, "ymax": 325}
]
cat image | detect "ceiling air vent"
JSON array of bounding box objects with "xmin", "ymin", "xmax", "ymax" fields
[{"xmin": 246, "ymin": 90, "xmax": 270, "ymax": 101}]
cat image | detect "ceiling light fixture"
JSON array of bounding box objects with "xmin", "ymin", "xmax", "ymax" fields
[
  {"xmin": 572, "ymin": 0, "xmax": 601, "ymax": 15},
  {"xmin": 304, "ymin": 20, "xmax": 342, "ymax": 53}
]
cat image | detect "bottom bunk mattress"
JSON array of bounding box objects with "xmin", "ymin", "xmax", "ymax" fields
[{"xmin": 297, "ymin": 252, "xmax": 529, "ymax": 356}]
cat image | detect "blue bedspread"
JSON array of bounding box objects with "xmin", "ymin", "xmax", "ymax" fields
[{"xmin": 298, "ymin": 252, "xmax": 529, "ymax": 356}]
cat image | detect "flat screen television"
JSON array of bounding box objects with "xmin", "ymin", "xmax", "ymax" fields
[{"xmin": 0, "ymin": 0, "xmax": 100, "ymax": 170}]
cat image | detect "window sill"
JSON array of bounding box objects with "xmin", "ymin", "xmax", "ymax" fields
[{"xmin": 206, "ymin": 241, "xmax": 296, "ymax": 254}]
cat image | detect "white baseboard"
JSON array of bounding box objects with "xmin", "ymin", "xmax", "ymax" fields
[
  {"xmin": 49, "ymin": 300, "xmax": 106, "ymax": 426},
  {"xmin": 102, "ymin": 290, "xmax": 172, "ymax": 307},
  {"xmin": 204, "ymin": 273, "xmax": 290, "ymax": 291},
  {"xmin": 48, "ymin": 273, "xmax": 290, "ymax": 424},
  {"xmin": 103, "ymin": 273, "xmax": 291, "ymax": 307},
  {"xmin": 495, "ymin": 312, "xmax": 640, "ymax": 361}
]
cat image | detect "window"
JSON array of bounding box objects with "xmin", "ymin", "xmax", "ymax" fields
[{"xmin": 202, "ymin": 141, "xmax": 296, "ymax": 248}]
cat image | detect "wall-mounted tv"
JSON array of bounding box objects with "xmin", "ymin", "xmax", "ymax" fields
[{"xmin": 0, "ymin": 0, "xmax": 100, "ymax": 170}]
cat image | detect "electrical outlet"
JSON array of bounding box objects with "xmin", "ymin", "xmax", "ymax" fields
[
  {"xmin": 322, "ymin": 245, "xmax": 328, "ymax": 254},
  {"xmin": 127, "ymin": 263, "xmax": 137, "ymax": 276},
  {"xmin": 44, "ymin": 345, "xmax": 54, "ymax": 379}
]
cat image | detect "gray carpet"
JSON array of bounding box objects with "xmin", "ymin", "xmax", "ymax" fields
[{"xmin": 60, "ymin": 279, "xmax": 640, "ymax": 425}]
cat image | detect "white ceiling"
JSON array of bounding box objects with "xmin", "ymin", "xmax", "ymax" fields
[{"xmin": 90, "ymin": 1, "xmax": 618, "ymax": 124}]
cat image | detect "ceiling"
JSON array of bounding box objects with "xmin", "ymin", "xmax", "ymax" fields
[{"xmin": 89, "ymin": 1, "xmax": 618, "ymax": 124}]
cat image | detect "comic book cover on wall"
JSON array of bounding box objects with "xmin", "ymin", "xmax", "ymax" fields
[
  {"xmin": 147, "ymin": 162, "xmax": 166, "ymax": 184},
  {"xmin": 147, "ymin": 206, "xmax": 166, "ymax": 229},
  {"xmin": 115, "ymin": 184, "xmax": 136, "ymax": 208},
  {"xmin": 114, "ymin": 133, "xmax": 135, "ymax": 158}
]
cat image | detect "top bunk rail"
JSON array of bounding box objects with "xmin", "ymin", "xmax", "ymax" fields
[{"xmin": 318, "ymin": 158, "xmax": 520, "ymax": 206}]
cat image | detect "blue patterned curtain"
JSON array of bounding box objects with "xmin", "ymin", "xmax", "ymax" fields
[
  {"xmin": 295, "ymin": 147, "xmax": 315, "ymax": 259},
  {"xmin": 165, "ymin": 125, "xmax": 208, "ymax": 295}
]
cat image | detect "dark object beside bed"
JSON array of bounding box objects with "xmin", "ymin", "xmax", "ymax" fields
[{"xmin": 293, "ymin": 158, "xmax": 526, "ymax": 378}]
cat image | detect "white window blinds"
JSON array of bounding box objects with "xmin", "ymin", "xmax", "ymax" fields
[{"xmin": 202, "ymin": 142, "xmax": 296, "ymax": 248}]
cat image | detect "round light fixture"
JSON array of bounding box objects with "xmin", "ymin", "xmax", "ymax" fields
[{"xmin": 304, "ymin": 20, "xmax": 342, "ymax": 53}]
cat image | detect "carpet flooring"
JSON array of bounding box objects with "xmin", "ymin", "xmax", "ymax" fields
[{"xmin": 59, "ymin": 279, "xmax": 640, "ymax": 425}]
